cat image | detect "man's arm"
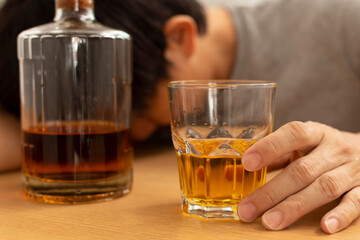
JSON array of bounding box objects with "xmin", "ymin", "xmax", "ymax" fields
[{"xmin": 0, "ymin": 111, "xmax": 21, "ymax": 171}]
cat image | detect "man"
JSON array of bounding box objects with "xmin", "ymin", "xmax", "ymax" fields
[{"xmin": 1, "ymin": 0, "xmax": 360, "ymax": 234}]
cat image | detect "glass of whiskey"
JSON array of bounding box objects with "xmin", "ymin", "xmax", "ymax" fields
[{"xmin": 168, "ymin": 80, "xmax": 276, "ymax": 219}]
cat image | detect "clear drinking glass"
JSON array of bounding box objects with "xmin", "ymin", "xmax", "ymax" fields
[
  {"xmin": 17, "ymin": 0, "xmax": 133, "ymax": 204},
  {"xmin": 168, "ymin": 80, "xmax": 276, "ymax": 219}
]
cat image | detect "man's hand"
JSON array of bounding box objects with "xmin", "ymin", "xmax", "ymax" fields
[{"xmin": 237, "ymin": 121, "xmax": 360, "ymax": 234}]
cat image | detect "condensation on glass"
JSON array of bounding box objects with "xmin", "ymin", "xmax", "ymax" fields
[{"xmin": 17, "ymin": 0, "xmax": 133, "ymax": 204}]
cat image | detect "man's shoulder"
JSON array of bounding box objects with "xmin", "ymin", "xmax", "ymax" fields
[
  {"xmin": 225, "ymin": 0, "xmax": 359, "ymax": 15},
  {"xmin": 225, "ymin": 0, "xmax": 360, "ymax": 35}
]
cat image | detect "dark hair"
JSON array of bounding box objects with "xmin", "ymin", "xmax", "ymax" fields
[
  {"xmin": 0, "ymin": 0, "xmax": 207, "ymax": 117},
  {"xmin": 0, "ymin": 0, "xmax": 55, "ymax": 117}
]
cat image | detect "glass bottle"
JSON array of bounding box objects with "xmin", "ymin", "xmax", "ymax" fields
[{"xmin": 17, "ymin": 0, "xmax": 133, "ymax": 204}]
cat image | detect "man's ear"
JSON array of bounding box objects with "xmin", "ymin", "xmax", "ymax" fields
[{"xmin": 163, "ymin": 15, "xmax": 198, "ymax": 62}]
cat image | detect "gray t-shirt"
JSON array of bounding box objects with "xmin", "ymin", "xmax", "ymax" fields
[{"xmin": 226, "ymin": 0, "xmax": 360, "ymax": 132}]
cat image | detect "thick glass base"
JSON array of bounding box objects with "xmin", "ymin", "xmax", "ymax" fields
[
  {"xmin": 182, "ymin": 199, "xmax": 239, "ymax": 220},
  {"xmin": 22, "ymin": 172, "xmax": 132, "ymax": 204}
]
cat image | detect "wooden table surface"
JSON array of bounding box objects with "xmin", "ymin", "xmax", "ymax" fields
[{"xmin": 0, "ymin": 146, "xmax": 359, "ymax": 240}]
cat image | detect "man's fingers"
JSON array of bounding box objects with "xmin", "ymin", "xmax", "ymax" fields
[
  {"xmin": 321, "ymin": 186, "xmax": 360, "ymax": 234},
  {"xmin": 260, "ymin": 163, "xmax": 356, "ymax": 231},
  {"xmin": 237, "ymin": 145, "xmax": 351, "ymax": 223},
  {"xmin": 238, "ymin": 121, "xmax": 360, "ymax": 233},
  {"xmin": 242, "ymin": 121, "xmax": 323, "ymax": 171},
  {"xmin": 238, "ymin": 154, "xmax": 331, "ymax": 222}
]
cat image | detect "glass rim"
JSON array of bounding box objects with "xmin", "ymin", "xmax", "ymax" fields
[{"xmin": 168, "ymin": 80, "xmax": 277, "ymax": 88}]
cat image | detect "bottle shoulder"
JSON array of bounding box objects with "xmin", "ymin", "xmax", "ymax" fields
[{"xmin": 18, "ymin": 21, "xmax": 131, "ymax": 40}]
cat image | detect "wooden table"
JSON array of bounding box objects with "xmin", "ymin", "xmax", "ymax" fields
[{"xmin": 0, "ymin": 146, "xmax": 359, "ymax": 240}]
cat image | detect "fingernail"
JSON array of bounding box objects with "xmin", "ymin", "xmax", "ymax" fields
[
  {"xmin": 237, "ymin": 203, "xmax": 257, "ymax": 222},
  {"xmin": 262, "ymin": 210, "xmax": 283, "ymax": 230},
  {"xmin": 325, "ymin": 218, "xmax": 340, "ymax": 233},
  {"xmin": 243, "ymin": 152, "xmax": 262, "ymax": 171}
]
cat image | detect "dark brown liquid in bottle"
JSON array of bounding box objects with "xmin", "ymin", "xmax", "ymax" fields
[{"xmin": 22, "ymin": 121, "xmax": 133, "ymax": 182}]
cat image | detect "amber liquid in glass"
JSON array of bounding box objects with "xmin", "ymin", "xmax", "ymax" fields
[
  {"xmin": 22, "ymin": 121, "xmax": 133, "ymax": 204},
  {"xmin": 176, "ymin": 139, "xmax": 266, "ymax": 218}
]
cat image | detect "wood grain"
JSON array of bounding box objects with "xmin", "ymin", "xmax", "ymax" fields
[{"xmin": 0, "ymin": 146, "xmax": 359, "ymax": 240}]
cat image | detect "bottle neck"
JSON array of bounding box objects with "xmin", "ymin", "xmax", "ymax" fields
[{"xmin": 54, "ymin": 0, "xmax": 95, "ymax": 22}]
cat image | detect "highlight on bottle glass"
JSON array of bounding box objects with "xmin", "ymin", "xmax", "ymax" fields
[
  {"xmin": 18, "ymin": 0, "xmax": 133, "ymax": 204},
  {"xmin": 168, "ymin": 80, "xmax": 276, "ymax": 219}
]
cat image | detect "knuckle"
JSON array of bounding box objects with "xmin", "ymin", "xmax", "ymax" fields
[
  {"xmin": 285, "ymin": 121, "xmax": 311, "ymax": 144},
  {"xmin": 334, "ymin": 207, "xmax": 353, "ymax": 227},
  {"xmin": 336, "ymin": 144, "xmax": 357, "ymax": 158},
  {"xmin": 346, "ymin": 191, "xmax": 360, "ymax": 215},
  {"xmin": 286, "ymin": 195, "xmax": 305, "ymax": 215},
  {"xmin": 318, "ymin": 174, "xmax": 343, "ymax": 199},
  {"xmin": 260, "ymin": 188, "xmax": 278, "ymax": 205},
  {"xmin": 338, "ymin": 212, "xmax": 353, "ymax": 227},
  {"xmin": 263, "ymin": 137, "xmax": 282, "ymax": 154},
  {"xmin": 336, "ymin": 194, "xmax": 360, "ymax": 226},
  {"xmin": 288, "ymin": 159, "xmax": 318, "ymax": 186}
]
